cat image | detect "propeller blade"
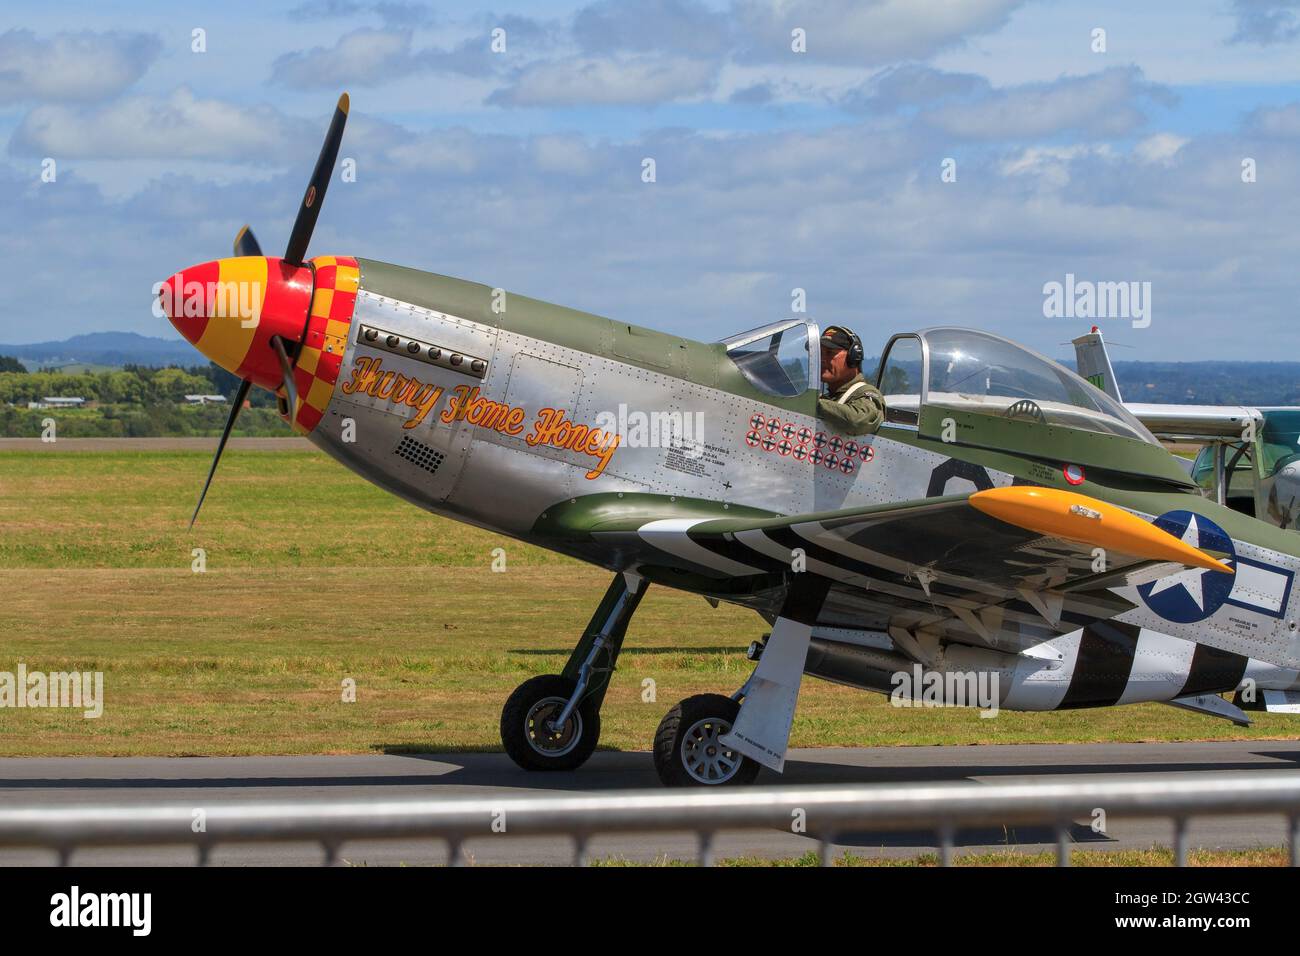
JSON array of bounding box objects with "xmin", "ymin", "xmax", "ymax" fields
[
  {"xmin": 233, "ymin": 225, "xmax": 263, "ymax": 257},
  {"xmin": 270, "ymin": 334, "xmax": 298, "ymax": 421},
  {"xmin": 189, "ymin": 377, "xmax": 253, "ymax": 530},
  {"xmin": 283, "ymin": 92, "xmax": 349, "ymax": 267}
]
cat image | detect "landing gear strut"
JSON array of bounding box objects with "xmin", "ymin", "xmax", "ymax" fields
[{"xmin": 500, "ymin": 572, "xmax": 646, "ymax": 772}]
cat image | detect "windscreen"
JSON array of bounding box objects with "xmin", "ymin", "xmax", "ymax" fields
[{"xmin": 923, "ymin": 327, "xmax": 1159, "ymax": 444}]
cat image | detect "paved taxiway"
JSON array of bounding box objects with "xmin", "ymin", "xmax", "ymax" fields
[{"xmin": 1, "ymin": 741, "xmax": 1296, "ymax": 865}]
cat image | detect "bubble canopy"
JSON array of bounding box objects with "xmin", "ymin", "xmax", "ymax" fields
[{"xmin": 875, "ymin": 327, "xmax": 1159, "ymax": 445}]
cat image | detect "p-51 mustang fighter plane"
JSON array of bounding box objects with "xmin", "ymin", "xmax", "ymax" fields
[{"xmin": 159, "ymin": 96, "xmax": 1300, "ymax": 786}]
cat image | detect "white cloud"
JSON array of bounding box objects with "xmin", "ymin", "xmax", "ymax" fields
[
  {"xmin": 490, "ymin": 54, "xmax": 719, "ymax": 107},
  {"xmin": 1000, "ymin": 144, "xmax": 1110, "ymax": 187},
  {"xmin": 271, "ymin": 28, "xmax": 417, "ymax": 88},
  {"xmin": 733, "ymin": 0, "xmax": 1028, "ymax": 64},
  {"xmin": 0, "ymin": 29, "xmax": 161, "ymax": 104},
  {"xmin": 840, "ymin": 64, "xmax": 990, "ymax": 113},
  {"xmin": 386, "ymin": 129, "xmax": 491, "ymax": 174},
  {"xmin": 5, "ymin": 3, "xmax": 1300, "ymax": 366},
  {"xmin": 1134, "ymin": 133, "xmax": 1188, "ymax": 165},
  {"xmin": 285, "ymin": 0, "xmax": 437, "ymax": 28},
  {"xmin": 933, "ymin": 1, "xmax": 1300, "ymax": 87},
  {"xmin": 923, "ymin": 67, "xmax": 1167, "ymax": 140},
  {"xmin": 9, "ymin": 89, "xmax": 305, "ymax": 160},
  {"xmin": 532, "ymin": 135, "xmax": 598, "ymax": 175},
  {"xmin": 9, "ymin": 110, "xmax": 1300, "ymax": 361},
  {"xmin": 270, "ymin": 25, "xmax": 500, "ymax": 89},
  {"xmin": 1228, "ymin": 0, "xmax": 1300, "ymax": 44},
  {"xmin": 573, "ymin": 0, "xmax": 731, "ymax": 56},
  {"xmin": 1249, "ymin": 102, "xmax": 1300, "ymax": 137}
]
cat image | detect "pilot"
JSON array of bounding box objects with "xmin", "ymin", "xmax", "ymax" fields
[{"xmin": 817, "ymin": 325, "xmax": 885, "ymax": 435}]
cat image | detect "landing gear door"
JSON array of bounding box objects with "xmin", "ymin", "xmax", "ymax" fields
[{"xmin": 500, "ymin": 352, "xmax": 586, "ymax": 495}]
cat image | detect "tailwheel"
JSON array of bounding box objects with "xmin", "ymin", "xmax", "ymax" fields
[
  {"xmin": 653, "ymin": 694, "xmax": 761, "ymax": 787},
  {"xmin": 501, "ymin": 674, "xmax": 600, "ymax": 772}
]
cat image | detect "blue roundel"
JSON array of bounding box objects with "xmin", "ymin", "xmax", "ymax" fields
[{"xmin": 1136, "ymin": 510, "xmax": 1236, "ymax": 624}]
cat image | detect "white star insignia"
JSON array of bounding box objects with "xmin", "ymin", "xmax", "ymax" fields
[{"xmin": 1144, "ymin": 516, "xmax": 1232, "ymax": 612}]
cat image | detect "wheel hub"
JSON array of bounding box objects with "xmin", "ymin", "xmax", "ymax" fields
[
  {"xmin": 680, "ymin": 716, "xmax": 742, "ymax": 784},
  {"xmin": 524, "ymin": 696, "xmax": 583, "ymax": 758}
]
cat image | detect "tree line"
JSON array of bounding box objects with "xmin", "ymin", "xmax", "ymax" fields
[
  {"xmin": 0, "ymin": 359, "xmax": 286, "ymax": 437},
  {"xmin": 0, "ymin": 361, "xmax": 282, "ymax": 407}
]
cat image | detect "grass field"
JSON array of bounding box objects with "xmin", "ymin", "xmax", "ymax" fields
[{"xmin": 0, "ymin": 444, "xmax": 1295, "ymax": 758}]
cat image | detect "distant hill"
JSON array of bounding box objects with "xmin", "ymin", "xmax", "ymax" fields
[
  {"xmin": 1093, "ymin": 360, "xmax": 1300, "ymax": 407},
  {"xmin": 0, "ymin": 332, "xmax": 198, "ymax": 370}
]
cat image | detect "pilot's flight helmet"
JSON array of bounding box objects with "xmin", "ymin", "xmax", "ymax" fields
[{"xmin": 821, "ymin": 326, "xmax": 864, "ymax": 368}]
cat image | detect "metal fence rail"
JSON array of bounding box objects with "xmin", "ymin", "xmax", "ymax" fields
[{"xmin": 2, "ymin": 771, "xmax": 1298, "ymax": 866}]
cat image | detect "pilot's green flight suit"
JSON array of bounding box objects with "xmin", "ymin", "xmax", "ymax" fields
[{"xmin": 817, "ymin": 372, "xmax": 886, "ymax": 435}]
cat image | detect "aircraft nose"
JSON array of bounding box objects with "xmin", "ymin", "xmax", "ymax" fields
[{"xmin": 158, "ymin": 256, "xmax": 315, "ymax": 390}]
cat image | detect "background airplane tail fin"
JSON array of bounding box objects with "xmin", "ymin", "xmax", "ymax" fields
[{"xmin": 1073, "ymin": 326, "xmax": 1123, "ymax": 402}]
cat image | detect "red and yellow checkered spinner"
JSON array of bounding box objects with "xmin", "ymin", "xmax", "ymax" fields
[{"xmin": 157, "ymin": 254, "xmax": 358, "ymax": 434}]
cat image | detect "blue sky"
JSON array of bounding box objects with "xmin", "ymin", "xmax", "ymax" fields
[{"xmin": 2, "ymin": 0, "xmax": 1300, "ymax": 360}]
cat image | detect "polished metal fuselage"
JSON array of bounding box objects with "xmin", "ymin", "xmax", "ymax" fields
[{"xmin": 307, "ymin": 271, "xmax": 1300, "ymax": 712}]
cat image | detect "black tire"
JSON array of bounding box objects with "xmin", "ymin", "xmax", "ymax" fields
[
  {"xmin": 653, "ymin": 694, "xmax": 761, "ymax": 787},
  {"xmin": 500, "ymin": 674, "xmax": 600, "ymax": 772}
]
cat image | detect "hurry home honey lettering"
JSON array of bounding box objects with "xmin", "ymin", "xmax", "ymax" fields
[
  {"xmin": 342, "ymin": 356, "xmax": 444, "ymax": 428},
  {"xmin": 525, "ymin": 406, "xmax": 621, "ymax": 480},
  {"xmin": 342, "ymin": 359, "xmax": 620, "ymax": 478}
]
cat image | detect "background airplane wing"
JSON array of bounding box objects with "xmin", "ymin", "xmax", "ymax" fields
[
  {"xmin": 1072, "ymin": 328, "xmax": 1262, "ymax": 443},
  {"xmin": 1123, "ymin": 403, "xmax": 1262, "ymax": 443}
]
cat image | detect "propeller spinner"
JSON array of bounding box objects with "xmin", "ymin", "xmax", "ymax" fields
[{"xmin": 157, "ymin": 93, "xmax": 350, "ymax": 528}]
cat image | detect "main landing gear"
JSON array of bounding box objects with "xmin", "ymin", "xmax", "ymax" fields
[
  {"xmin": 652, "ymin": 693, "xmax": 760, "ymax": 787},
  {"xmin": 499, "ymin": 571, "xmax": 762, "ymax": 786},
  {"xmin": 500, "ymin": 571, "xmax": 645, "ymax": 772},
  {"xmin": 500, "ymin": 674, "xmax": 600, "ymax": 771}
]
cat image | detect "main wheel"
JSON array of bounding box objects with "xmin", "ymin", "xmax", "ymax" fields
[
  {"xmin": 501, "ymin": 674, "xmax": 600, "ymax": 772},
  {"xmin": 653, "ymin": 694, "xmax": 761, "ymax": 787}
]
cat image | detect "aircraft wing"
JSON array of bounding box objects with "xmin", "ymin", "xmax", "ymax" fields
[
  {"xmin": 1124, "ymin": 402, "xmax": 1261, "ymax": 443},
  {"xmin": 585, "ymin": 486, "xmax": 1233, "ymax": 658}
]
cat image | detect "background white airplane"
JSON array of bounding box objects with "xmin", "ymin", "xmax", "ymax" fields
[{"xmin": 1075, "ymin": 328, "xmax": 1300, "ymax": 534}]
